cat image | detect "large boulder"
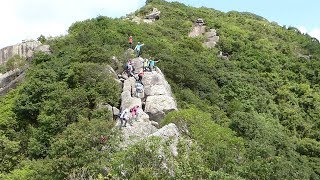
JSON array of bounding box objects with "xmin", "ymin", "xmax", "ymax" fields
[
  {"xmin": 120, "ymin": 121, "xmax": 158, "ymax": 147},
  {"xmin": 131, "ymin": 57, "xmax": 144, "ymax": 74},
  {"xmin": 204, "ymin": 29, "xmax": 219, "ymax": 48},
  {"xmin": 121, "ymin": 91, "xmax": 142, "ymax": 110},
  {"xmin": 144, "ymin": 95, "xmax": 177, "ymax": 122},
  {"xmin": 149, "ymin": 123, "xmax": 180, "ymax": 156},
  {"xmin": 105, "ymin": 65, "xmax": 118, "ymax": 79},
  {"xmin": 0, "ymin": 69, "xmax": 24, "ymax": 88},
  {"xmin": 34, "ymin": 44, "xmax": 51, "ymax": 54},
  {"xmin": 142, "ymin": 71, "xmax": 172, "ymax": 96},
  {"xmin": 121, "ymin": 77, "xmax": 142, "ymax": 110},
  {"xmin": 145, "ymin": 8, "xmax": 161, "ymax": 20},
  {"xmin": 144, "ymin": 84, "xmax": 168, "ymax": 96},
  {"xmin": 0, "ymin": 40, "xmax": 41, "ymax": 65}
]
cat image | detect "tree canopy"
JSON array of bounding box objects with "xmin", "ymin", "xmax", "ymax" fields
[{"xmin": 1, "ymin": 0, "xmax": 320, "ymax": 179}]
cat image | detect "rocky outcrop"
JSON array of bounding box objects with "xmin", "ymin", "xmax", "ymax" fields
[
  {"xmin": 120, "ymin": 63, "xmax": 177, "ymax": 120},
  {"xmin": 0, "ymin": 40, "xmax": 41, "ymax": 65},
  {"xmin": 0, "ymin": 69, "xmax": 23, "ymax": 88},
  {"xmin": 120, "ymin": 121, "xmax": 158, "ymax": 147},
  {"xmin": 149, "ymin": 123, "xmax": 180, "ymax": 156},
  {"xmin": 117, "ymin": 57, "xmax": 178, "ymax": 148},
  {"xmin": 143, "ymin": 68, "xmax": 177, "ymax": 121},
  {"xmin": 145, "ymin": 95, "xmax": 177, "ymax": 122},
  {"xmin": 145, "ymin": 8, "xmax": 161, "ymax": 20},
  {"xmin": 204, "ymin": 29, "xmax": 219, "ymax": 48},
  {"xmin": 128, "ymin": 7, "xmax": 161, "ymax": 24},
  {"xmin": 188, "ymin": 19, "xmax": 219, "ymax": 48},
  {"xmin": 121, "ymin": 77, "xmax": 142, "ymax": 110},
  {"xmin": 34, "ymin": 44, "xmax": 51, "ymax": 54},
  {"xmin": 0, "ymin": 70, "xmax": 25, "ymax": 96},
  {"xmin": 0, "ymin": 41, "xmax": 51, "ymax": 95},
  {"xmin": 188, "ymin": 25, "xmax": 206, "ymax": 37}
]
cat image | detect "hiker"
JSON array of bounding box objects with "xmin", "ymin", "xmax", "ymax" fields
[
  {"xmin": 134, "ymin": 42, "xmax": 144, "ymax": 57},
  {"xmin": 119, "ymin": 108, "xmax": 130, "ymax": 127},
  {"xmin": 138, "ymin": 70, "xmax": 144, "ymax": 82},
  {"xmin": 130, "ymin": 105, "xmax": 139, "ymax": 122},
  {"xmin": 143, "ymin": 58, "xmax": 149, "ymax": 72},
  {"xmin": 128, "ymin": 36, "xmax": 133, "ymax": 49},
  {"xmin": 149, "ymin": 57, "xmax": 159, "ymax": 71},
  {"xmin": 126, "ymin": 62, "xmax": 134, "ymax": 77},
  {"xmin": 135, "ymin": 81, "xmax": 144, "ymax": 97}
]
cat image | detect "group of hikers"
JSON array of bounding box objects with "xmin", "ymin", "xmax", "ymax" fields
[
  {"xmin": 117, "ymin": 35, "xmax": 160, "ymax": 128},
  {"xmin": 118, "ymin": 105, "xmax": 140, "ymax": 127}
]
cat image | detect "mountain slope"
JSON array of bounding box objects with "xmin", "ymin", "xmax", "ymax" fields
[{"xmin": 1, "ymin": 0, "xmax": 320, "ymax": 179}]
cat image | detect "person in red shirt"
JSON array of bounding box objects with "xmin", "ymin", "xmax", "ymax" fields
[
  {"xmin": 138, "ymin": 70, "xmax": 144, "ymax": 82},
  {"xmin": 128, "ymin": 36, "xmax": 133, "ymax": 49}
]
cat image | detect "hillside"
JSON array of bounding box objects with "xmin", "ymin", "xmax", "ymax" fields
[{"xmin": 1, "ymin": 0, "xmax": 320, "ymax": 179}]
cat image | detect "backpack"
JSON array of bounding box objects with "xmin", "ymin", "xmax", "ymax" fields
[{"xmin": 123, "ymin": 63, "xmax": 128, "ymax": 70}]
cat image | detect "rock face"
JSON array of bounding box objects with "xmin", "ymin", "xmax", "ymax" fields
[
  {"xmin": 188, "ymin": 19, "xmax": 219, "ymax": 48},
  {"xmin": 188, "ymin": 25, "xmax": 206, "ymax": 37},
  {"xmin": 145, "ymin": 95, "xmax": 177, "ymax": 122},
  {"xmin": 149, "ymin": 123, "xmax": 180, "ymax": 156},
  {"xmin": 0, "ymin": 69, "xmax": 25, "ymax": 95},
  {"xmin": 142, "ymin": 68, "xmax": 177, "ymax": 121},
  {"xmin": 0, "ymin": 69, "xmax": 23, "ymax": 88},
  {"xmin": 204, "ymin": 29, "xmax": 219, "ymax": 48},
  {"xmin": 0, "ymin": 40, "xmax": 41, "ymax": 65},
  {"xmin": 145, "ymin": 8, "xmax": 161, "ymax": 20},
  {"xmin": 34, "ymin": 44, "xmax": 51, "ymax": 54},
  {"xmin": 118, "ymin": 58, "xmax": 178, "ymax": 148},
  {"xmin": 129, "ymin": 7, "xmax": 161, "ymax": 24}
]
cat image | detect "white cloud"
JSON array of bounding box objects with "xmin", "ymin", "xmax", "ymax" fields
[
  {"xmin": 297, "ymin": 26, "xmax": 307, "ymax": 34},
  {"xmin": 309, "ymin": 28, "xmax": 320, "ymax": 41},
  {"xmin": 0, "ymin": 0, "xmax": 144, "ymax": 49},
  {"xmin": 297, "ymin": 26, "xmax": 320, "ymax": 41}
]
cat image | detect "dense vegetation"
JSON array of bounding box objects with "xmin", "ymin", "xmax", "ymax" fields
[{"xmin": 1, "ymin": 0, "xmax": 320, "ymax": 179}]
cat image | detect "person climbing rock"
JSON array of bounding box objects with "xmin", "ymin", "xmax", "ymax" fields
[
  {"xmin": 130, "ymin": 105, "xmax": 139, "ymax": 122},
  {"xmin": 128, "ymin": 35, "xmax": 133, "ymax": 49},
  {"xmin": 138, "ymin": 70, "xmax": 144, "ymax": 82},
  {"xmin": 143, "ymin": 58, "xmax": 149, "ymax": 72},
  {"xmin": 119, "ymin": 108, "xmax": 130, "ymax": 127},
  {"xmin": 149, "ymin": 57, "xmax": 159, "ymax": 72},
  {"xmin": 134, "ymin": 42, "xmax": 144, "ymax": 57},
  {"xmin": 125, "ymin": 61, "xmax": 134, "ymax": 77}
]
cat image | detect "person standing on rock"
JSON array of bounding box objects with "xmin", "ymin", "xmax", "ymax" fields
[
  {"xmin": 149, "ymin": 57, "xmax": 159, "ymax": 72},
  {"xmin": 128, "ymin": 36, "xmax": 133, "ymax": 49},
  {"xmin": 143, "ymin": 58, "xmax": 149, "ymax": 72},
  {"xmin": 119, "ymin": 108, "xmax": 130, "ymax": 127},
  {"xmin": 135, "ymin": 81, "xmax": 144, "ymax": 98},
  {"xmin": 134, "ymin": 42, "xmax": 144, "ymax": 57}
]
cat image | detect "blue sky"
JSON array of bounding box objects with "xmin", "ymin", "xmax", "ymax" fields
[
  {"xmin": 173, "ymin": 0, "xmax": 320, "ymax": 30},
  {"xmin": 0, "ymin": 0, "xmax": 319, "ymax": 49}
]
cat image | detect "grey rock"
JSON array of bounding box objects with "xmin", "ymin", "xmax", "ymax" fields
[
  {"xmin": 120, "ymin": 121, "xmax": 158, "ymax": 147},
  {"xmin": 34, "ymin": 44, "xmax": 51, "ymax": 54},
  {"xmin": 149, "ymin": 123, "xmax": 180, "ymax": 156},
  {"xmin": 145, "ymin": 95, "xmax": 177, "ymax": 122},
  {"xmin": 188, "ymin": 25, "xmax": 206, "ymax": 37},
  {"xmin": 204, "ymin": 29, "xmax": 219, "ymax": 48},
  {"xmin": 0, "ymin": 69, "xmax": 24, "ymax": 88},
  {"xmin": 151, "ymin": 121, "xmax": 159, "ymax": 128},
  {"xmin": 105, "ymin": 65, "xmax": 118, "ymax": 79},
  {"xmin": 0, "ymin": 40, "xmax": 41, "ymax": 65},
  {"xmin": 131, "ymin": 57, "xmax": 144, "ymax": 74},
  {"xmin": 145, "ymin": 8, "xmax": 161, "ymax": 20}
]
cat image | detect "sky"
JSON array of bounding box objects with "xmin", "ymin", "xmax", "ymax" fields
[{"xmin": 1, "ymin": 0, "xmax": 319, "ymax": 49}]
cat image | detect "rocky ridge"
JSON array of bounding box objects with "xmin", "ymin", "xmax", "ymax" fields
[{"xmin": 115, "ymin": 56, "xmax": 179, "ymax": 154}]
